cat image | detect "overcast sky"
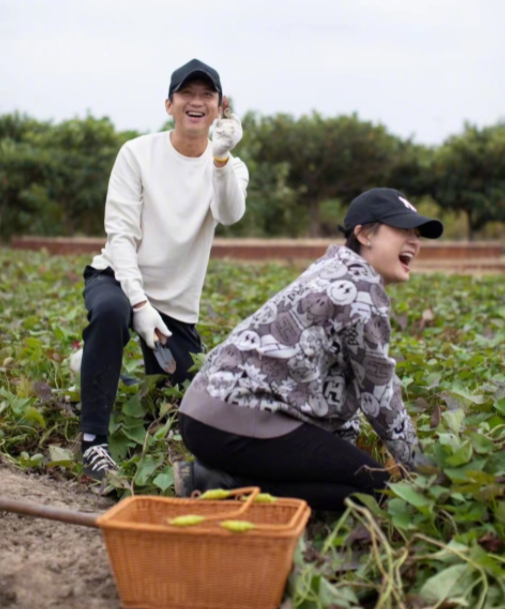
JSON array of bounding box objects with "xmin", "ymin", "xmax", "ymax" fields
[{"xmin": 1, "ymin": 0, "xmax": 503, "ymax": 144}]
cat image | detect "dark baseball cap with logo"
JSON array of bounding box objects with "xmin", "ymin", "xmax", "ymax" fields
[
  {"xmin": 344, "ymin": 188, "xmax": 443, "ymax": 239},
  {"xmin": 168, "ymin": 59, "xmax": 222, "ymax": 102}
]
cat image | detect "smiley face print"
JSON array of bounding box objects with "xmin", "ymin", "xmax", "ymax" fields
[{"xmin": 327, "ymin": 281, "xmax": 357, "ymax": 306}]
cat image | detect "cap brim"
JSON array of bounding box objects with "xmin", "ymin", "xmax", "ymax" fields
[
  {"xmin": 385, "ymin": 213, "xmax": 444, "ymax": 239},
  {"xmin": 172, "ymin": 70, "xmax": 221, "ymax": 93}
]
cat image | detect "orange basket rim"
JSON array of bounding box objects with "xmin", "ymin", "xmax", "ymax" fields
[
  {"xmin": 98, "ymin": 506, "xmax": 311, "ymax": 538},
  {"xmin": 97, "ymin": 494, "xmax": 310, "ymax": 537}
]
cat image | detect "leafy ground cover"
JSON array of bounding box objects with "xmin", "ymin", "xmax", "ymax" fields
[{"xmin": 1, "ymin": 247, "xmax": 505, "ymax": 608}]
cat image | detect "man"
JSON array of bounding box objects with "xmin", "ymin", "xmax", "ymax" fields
[{"xmin": 78, "ymin": 58, "xmax": 248, "ymax": 481}]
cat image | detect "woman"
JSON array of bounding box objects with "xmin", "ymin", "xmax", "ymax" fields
[{"xmin": 174, "ymin": 188, "xmax": 443, "ymax": 510}]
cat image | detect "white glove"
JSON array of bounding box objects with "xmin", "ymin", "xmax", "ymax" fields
[
  {"xmin": 211, "ymin": 112, "xmax": 243, "ymax": 160},
  {"xmin": 132, "ymin": 302, "xmax": 171, "ymax": 349}
]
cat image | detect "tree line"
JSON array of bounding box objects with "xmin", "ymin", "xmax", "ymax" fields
[{"xmin": 1, "ymin": 111, "xmax": 504, "ymax": 241}]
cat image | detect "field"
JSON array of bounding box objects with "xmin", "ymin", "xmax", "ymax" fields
[{"xmin": 1, "ymin": 247, "xmax": 505, "ymax": 609}]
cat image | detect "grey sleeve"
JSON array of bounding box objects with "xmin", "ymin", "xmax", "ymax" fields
[{"xmin": 343, "ymin": 315, "xmax": 419, "ymax": 468}]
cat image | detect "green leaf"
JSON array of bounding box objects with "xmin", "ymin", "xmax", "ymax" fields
[
  {"xmin": 109, "ymin": 431, "xmax": 133, "ymax": 461},
  {"xmin": 352, "ymin": 493, "xmax": 387, "ymax": 517},
  {"xmin": 122, "ymin": 392, "xmax": 145, "ymax": 418},
  {"xmin": 153, "ymin": 466, "xmax": 174, "ymax": 492},
  {"xmin": 444, "ymin": 459, "xmax": 488, "ymax": 483},
  {"xmin": 122, "ymin": 425, "xmax": 147, "ymax": 445},
  {"xmin": 21, "ymin": 406, "xmax": 47, "ymax": 428},
  {"xmin": 318, "ymin": 577, "xmax": 358, "ymax": 607},
  {"xmin": 48, "ymin": 445, "xmax": 74, "ymax": 464},
  {"xmin": 449, "ymin": 386, "xmax": 487, "ymax": 405},
  {"xmin": 495, "ymin": 501, "xmax": 505, "ymax": 524},
  {"xmin": 468, "ymin": 431, "xmax": 495, "ymax": 454},
  {"xmin": 134, "ymin": 454, "xmax": 164, "ymax": 486},
  {"xmin": 445, "ymin": 441, "xmax": 473, "ymax": 466},
  {"xmin": 430, "ymin": 540, "xmax": 469, "ymax": 564},
  {"xmin": 419, "ymin": 564, "xmax": 473, "ymax": 604},
  {"xmin": 153, "ymin": 419, "xmax": 172, "ymax": 440},
  {"xmin": 494, "ymin": 398, "xmax": 505, "ymax": 415},
  {"xmin": 441, "ymin": 409, "xmax": 466, "ymax": 434},
  {"xmin": 389, "ymin": 483, "xmax": 434, "ymax": 512}
]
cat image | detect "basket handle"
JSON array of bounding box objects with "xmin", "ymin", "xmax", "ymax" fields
[
  {"xmin": 229, "ymin": 499, "xmax": 308, "ymax": 533},
  {"xmin": 166, "ymin": 487, "xmax": 260, "ymax": 526},
  {"xmin": 195, "ymin": 486, "xmax": 261, "ymax": 522}
]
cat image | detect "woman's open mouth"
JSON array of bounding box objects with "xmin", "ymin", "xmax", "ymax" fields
[{"xmin": 399, "ymin": 251, "xmax": 415, "ymax": 271}]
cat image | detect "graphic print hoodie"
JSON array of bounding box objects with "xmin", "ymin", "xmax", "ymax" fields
[{"xmin": 189, "ymin": 245, "xmax": 419, "ymax": 467}]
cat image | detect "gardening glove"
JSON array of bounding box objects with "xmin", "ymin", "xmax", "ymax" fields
[
  {"xmin": 211, "ymin": 111, "xmax": 243, "ymax": 161},
  {"xmin": 132, "ymin": 302, "xmax": 171, "ymax": 349}
]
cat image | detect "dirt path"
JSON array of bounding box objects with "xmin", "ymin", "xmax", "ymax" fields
[{"xmin": 0, "ymin": 461, "xmax": 121, "ymax": 609}]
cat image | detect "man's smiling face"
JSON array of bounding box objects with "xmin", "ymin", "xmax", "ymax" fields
[{"xmin": 165, "ymin": 78, "xmax": 220, "ymax": 137}]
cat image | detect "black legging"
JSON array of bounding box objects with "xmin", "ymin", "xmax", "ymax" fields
[{"xmin": 179, "ymin": 414, "xmax": 390, "ymax": 511}]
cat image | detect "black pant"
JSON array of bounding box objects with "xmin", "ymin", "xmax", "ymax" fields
[
  {"xmin": 80, "ymin": 266, "xmax": 202, "ymax": 436},
  {"xmin": 179, "ymin": 414, "xmax": 389, "ymax": 511}
]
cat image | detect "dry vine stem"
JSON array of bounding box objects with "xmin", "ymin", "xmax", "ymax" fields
[{"xmin": 345, "ymin": 498, "xmax": 409, "ymax": 609}]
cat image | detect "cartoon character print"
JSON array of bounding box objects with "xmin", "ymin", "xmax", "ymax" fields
[
  {"xmin": 388, "ymin": 409, "xmax": 411, "ymax": 439},
  {"xmin": 323, "ymin": 371, "xmax": 346, "ymax": 414},
  {"xmin": 287, "ymin": 351, "xmax": 320, "ymax": 383},
  {"xmin": 308, "ymin": 391, "xmax": 329, "ymax": 416},
  {"xmin": 327, "ymin": 280, "xmax": 358, "ymax": 306},
  {"xmin": 297, "ymin": 292, "xmax": 335, "ymax": 325},
  {"xmin": 250, "ymin": 302, "xmax": 278, "ymax": 330},
  {"xmin": 227, "ymin": 386, "xmax": 259, "ymax": 409},
  {"xmin": 288, "ymin": 383, "xmax": 311, "ymax": 410},
  {"xmin": 305, "ymin": 277, "xmax": 331, "ymax": 293},
  {"xmin": 333, "ymin": 416, "xmax": 360, "ymax": 443},
  {"xmin": 361, "ymin": 352, "xmax": 395, "ymax": 386},
  {"xmin": 373, "ymin": 379, "xmax": 396, "ymax": 411},
  {"xmin": 275, "ymin": 376, "xmax": 298, "ymax": 400},
  {"xmin": 207, "ymin": 371, "xmax": 239, "ymax": 401},
  {"xmin": 361, "ymin": 392, "xmax": 380, "ymax": 417},
  {"xmin": 257, "ymin": 333, "xmax": 301, "ymax": 359},
  {"xmin": 345, "ymin": 261, "xmax": 381, "ymax": 283},
  {"xmin": 258, "ymin": 395, "xmax": 282, "ymax": 413},
  {"xmin": 237, "ymin": 362, "xmax": 269, "ymax": 392},
  {"xmin": 276, "ymin": 282, "xmax": 309, "ymax": 309},
  {"xmin": 300, "ymin": 326, "xmax": 329, "ymax": 358},
  {"xmin": 258, "ymin": 356, "xmax": 289, "ymax": 387},
  {"xmin": 233, "ymin": 330, "xmax": 261, "ymax": 351},
  {"xmin": 370, "ymin": 283, "xmax": 390, "ymax": 312},
  {"xmin": 363, "ymin": 315, "xmax": 391, "ymax": 351},
  {"xmin": 207, "ymin": 343, "xmax": 243, "ymax": 374},
  {"xmin": 349, "ymin": 300, "xmax": 373, "ymax": 320},
  {"xmin": 344, "ymin": 322, "xmax": 365, "ymax": 356},
  {"xmin": 319, "ymin": 260, "xmax": 348, "ymax": 281},
  {"xmin": 270, "ymin": 311, "xmax": 305, "ymax": 347}
]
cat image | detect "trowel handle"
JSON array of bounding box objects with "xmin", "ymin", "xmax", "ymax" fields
[{"xmin": 0, "ymin": 496, "xmax": 100, "ymax": 528}]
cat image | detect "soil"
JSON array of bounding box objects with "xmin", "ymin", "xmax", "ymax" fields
[{"xmin": 0, "ymin": 460, "xmax": 121, "ymax": 609}]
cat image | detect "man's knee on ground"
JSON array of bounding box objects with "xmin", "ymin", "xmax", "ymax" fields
[{"xmin": 89, "ymin": 295, "xmax": 131, "ymax": 333}]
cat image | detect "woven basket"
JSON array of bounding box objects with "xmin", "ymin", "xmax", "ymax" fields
[{"xmin": 97, "ymin": 487, "xmax": 310, "ymax": 609}]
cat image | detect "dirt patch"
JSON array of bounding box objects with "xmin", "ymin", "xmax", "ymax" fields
[{"xmin": 0, "ymin": 461, "xmax": 121, "ymax": 609}]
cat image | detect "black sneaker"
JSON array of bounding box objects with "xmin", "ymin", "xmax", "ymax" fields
[
  {"xmin": 173, "ymin": 460, "xmax": 245, "ymax": 497},
  {"xmin": 82, "ymin": 442, "xmax": 118, "ymax": 482}
]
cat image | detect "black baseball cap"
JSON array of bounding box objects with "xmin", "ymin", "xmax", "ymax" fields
[
  {"xmin": 168, "ymin": 59, "xmax": 222, "ymax": 101},
  {"xmin": 344, "ymin": 188, "xmax": 443, "ymax": 239}
]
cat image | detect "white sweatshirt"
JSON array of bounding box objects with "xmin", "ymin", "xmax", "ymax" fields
[{"xmin": 91, "ymin": 131, "xmax": 249, "ymax": 323}]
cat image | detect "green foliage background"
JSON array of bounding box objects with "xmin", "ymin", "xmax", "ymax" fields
[{"xmin": 1, "ymin": 112, "xmax": 505, "ymax": 241}]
